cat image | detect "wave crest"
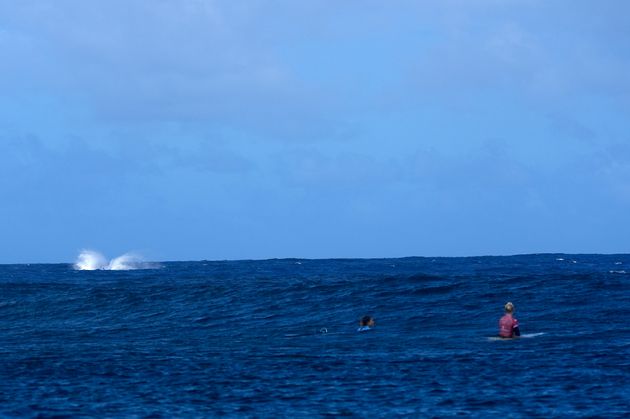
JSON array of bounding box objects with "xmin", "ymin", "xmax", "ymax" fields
[{"xmin": 74, "ymin": 250, "xmax": 160, "ymax": 271}]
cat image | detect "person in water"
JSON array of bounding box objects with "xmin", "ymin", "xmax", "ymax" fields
[
  {"xmin": 499, "ymin": 302, "xmax": 521, "ymax": 338},
  {"xmin": 357, "ymin": 315, "xmax": 375, "ymax": 332}
]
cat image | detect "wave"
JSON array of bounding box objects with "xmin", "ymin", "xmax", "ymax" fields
[{"xmin": 74, "ymin": 250, "xmax": 160, "ymax": 271}]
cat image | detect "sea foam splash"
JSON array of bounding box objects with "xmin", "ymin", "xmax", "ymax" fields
[{"xmin": 74, "ymin": 250, "xmax": 159, "ymax": 271}]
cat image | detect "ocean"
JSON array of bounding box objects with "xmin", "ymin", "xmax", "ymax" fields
[{"xmin": 1, "ymin": 254, "xmax": 628, "ymax": 417}]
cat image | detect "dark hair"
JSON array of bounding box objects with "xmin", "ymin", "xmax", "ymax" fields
[{"xmin": 360, "ymin": 315, "xmax": 373, "ymax": 326}]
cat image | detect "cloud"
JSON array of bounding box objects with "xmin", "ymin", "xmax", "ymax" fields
[
  {"xmin": 547, "ymin": 113, "xmax": 597, "ymax": 143},
  {"xmin": 386, "ymin": 2, "xmax": 630, "ymax": 111},
  {"xmin": 0, "ymin": 0, "xmax": 342, "ymax": 142},
  {"xmin": 3, "ymin": 0, "xmax": 628, "ymax": 141}
]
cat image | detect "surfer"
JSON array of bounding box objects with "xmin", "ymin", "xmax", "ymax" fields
[
  {"xmin": 357, "ymin": 315, "xmax": 375, "ymax": 332},
  {"xmin": 498, "ymin": 302, "xmax": 521, "ymax": 338}
]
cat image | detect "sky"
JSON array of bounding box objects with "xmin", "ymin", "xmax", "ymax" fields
[{"xmin": 1, "ymin": 0, "xmax": 630, "ymax": 263}]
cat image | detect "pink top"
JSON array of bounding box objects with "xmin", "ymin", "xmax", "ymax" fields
[{"xmin": 499, "ymin": 314, "xmax": 519, "ymax": 337}]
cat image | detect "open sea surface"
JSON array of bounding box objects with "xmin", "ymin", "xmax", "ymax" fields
[{"xmin": 1, "ymin": 254, "xmax": 629, "ymax": 417}]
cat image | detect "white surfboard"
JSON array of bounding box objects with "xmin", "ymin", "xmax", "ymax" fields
[{"xmin": 487, "ymin": 332, "xmax": 545, "ymax": 341}]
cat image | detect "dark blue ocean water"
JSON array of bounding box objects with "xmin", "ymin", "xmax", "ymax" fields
[{"xmin": 1, "ymin": 254, "xmax": 629, "ymax": 417}]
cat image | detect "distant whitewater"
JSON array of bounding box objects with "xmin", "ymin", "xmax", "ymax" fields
[{"xmin": 74, "ymin": 250, "xmax": 160, "ymax": 270}]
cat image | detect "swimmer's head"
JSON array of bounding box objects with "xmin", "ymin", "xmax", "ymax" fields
[
  {"xmin": 360, "ymin": 315, "xmax": 375, "ymax": 327},
  {"xmin": 504, "ymin": 302, "xmax": 515, "ymax": 313}
]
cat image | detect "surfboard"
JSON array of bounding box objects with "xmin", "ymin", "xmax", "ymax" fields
[
  {"xmin": 487, "ymin": 332, "xmax": 544, "ymax": 341},
  {"xmin": 521, "ymin": 332, "xmax": 545, "ymax": 338}
]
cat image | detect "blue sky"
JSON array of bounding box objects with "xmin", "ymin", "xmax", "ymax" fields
[{"xmin": 1, "ymin": 1, "xmax": 629, "ymax": 263}]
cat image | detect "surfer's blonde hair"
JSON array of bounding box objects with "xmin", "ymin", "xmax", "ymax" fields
[{"xmin": 504, "ymin": 302, "xmax": 514, "ymax": 313}]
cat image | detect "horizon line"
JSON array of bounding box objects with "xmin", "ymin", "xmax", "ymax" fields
[{"xmin": 1, "ymin": 251, "xmax": 629, "ymax": 266}]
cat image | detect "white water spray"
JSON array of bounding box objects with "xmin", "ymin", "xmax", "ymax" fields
[
  {"xmin": 74, "ymin": 250, "xmax": 159, "ymax": 270},
  {"xmin": 74, "ymin": 250, "xmax": 108, "ymax": 270}
]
